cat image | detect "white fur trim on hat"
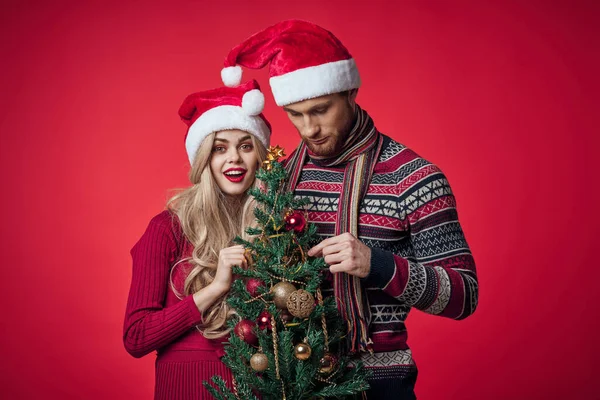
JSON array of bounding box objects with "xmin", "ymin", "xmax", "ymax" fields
[
  {"xmin": 185, "ymin": 105, "xmax": 270, "ymax": 164},
  {"xmin": 241, "ymin": 89, "xmax": 265, "ymax": 116},
  {"xmin": 221, "ymin": 66, "xmax": 242, "ymax": 87},
  {"xmin": 269, "ymin": 58, "xmax": 361, "ymax": 106}
]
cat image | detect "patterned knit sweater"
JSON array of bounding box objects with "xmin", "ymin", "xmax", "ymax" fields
[{"xmin": 291, "ymin": 134, "xmax": 478, "ymax": 385}]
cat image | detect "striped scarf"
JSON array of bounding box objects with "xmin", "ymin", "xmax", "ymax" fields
[{"xmin": 285, "ymin": 105, "xmax": 383, "ymax": 353}]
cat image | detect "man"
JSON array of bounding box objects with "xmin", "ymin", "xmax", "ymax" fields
[{"xmin": 220, "ymin": 20, "xmax": 479, "ymax": 399}]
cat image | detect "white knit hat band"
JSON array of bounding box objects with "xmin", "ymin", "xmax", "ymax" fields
[
  {"xmin": 185, "ymin": 105, "xmax": 270, "ymax": 164},
  {"xmin": 269, "ymin": 58, "xmax": 360, "ymax": 106}
]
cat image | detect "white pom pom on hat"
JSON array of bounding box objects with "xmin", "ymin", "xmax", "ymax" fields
[
  {"xmin": 221, "ymin": 65, "xmax": 242, "ymax": 87},
  {"xmin": 241, "ymin": 89, "xmax": 265, "ymax": 116}
]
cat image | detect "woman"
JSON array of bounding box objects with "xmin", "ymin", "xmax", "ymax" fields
[{"xmin": 123, "ymin": 80, "xmax": 271, "ymax": 399}]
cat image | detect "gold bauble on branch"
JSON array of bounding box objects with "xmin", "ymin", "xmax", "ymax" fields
[
  {"xmin": 318, "ymin": 352, "xmax": 338, "ymax": 375},
  {"xmin": 250, "ymin": 352, "xmax": 269, "ymax": 372},
  {"xmin": 262, "ymin": 159, "xmax": 273, "ymax": 171},
  {"xmin": 286, "ymin": 289, "xmax": 315, "ymax": 318},
  {"xmin": 271, "ymin": 281, "xmax": 297, "ymax": 309},
  {"xmin": 294, "ymin": 342, "xmax": 312, "ymax": 361}
]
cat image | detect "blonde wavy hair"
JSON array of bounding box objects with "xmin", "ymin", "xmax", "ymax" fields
[{"xmin": 167, "ymin": 132, "xmax": 267, "ymax": 339}]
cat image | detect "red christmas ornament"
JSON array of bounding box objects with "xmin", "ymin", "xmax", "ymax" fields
[
  {"xmin": 245, "ymin": 278, "xmax": 265, "ymax": 297},
  {"xmin": 280, "ymin": 310, "xmax": 294, "ymax": 322},
  {"xmin": 319, "ymin": 352, "xmax": 338, "ymax": 375},
  {"xmin": 257, "ymin": 310, "xmax": 271, "ymax": 330},
  {"xmin": 284, "ymin": 211, "xmax": 306, "ymax": 233},
  {"xmin": 234, "ymin": 320, "xmax": 258, "ymax": 346}
]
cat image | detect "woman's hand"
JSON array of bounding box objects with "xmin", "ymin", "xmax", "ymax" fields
[
  {"xmin": 193, "ymin": 245, "xmax": 247, "ymax": 313},
  {"xmin": 212, "ymin": 245, "xmax": 247, "ymax": 294}
]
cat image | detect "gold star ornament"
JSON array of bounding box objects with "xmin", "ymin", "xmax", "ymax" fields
[
  {"xmin": 267, "ymin": 145, "xmax": 285, "ymax": 161},
  {"xmin": 263, "ymin": 145, "xmax": 286, "ymax": 170}
]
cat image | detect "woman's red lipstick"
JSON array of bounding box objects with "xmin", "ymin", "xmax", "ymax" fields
[{"xmin": 223, "ymin": 168, "xmax": 247, "ymax": 183}]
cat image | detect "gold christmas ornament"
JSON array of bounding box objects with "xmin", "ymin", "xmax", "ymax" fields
[
  {"xmin": 250, "ymin": 352, "xmax": 269, "ymax": 372},
  {"xmin": 262, "ymin": 145, "xmax": 286, "ymax": 171},
  {"xmin": 294, "ymin": 342, "xmax": 312, "ymax": 360},
  {"xmin": 286, "ymin": 289, "xmax": 315, "ymax": 318},
  {"xmin": 259, "ymin": 234, "xmax": 269, "ymax": 245},
  {"xmin": 243, "ymin": 248, "xmax": 254, "ymax": 268},
  {"xmin": 319, "ymin": 353, "xmax": 337, "ymax": 375},
  {"xmin": 262, "ymin": 159, "xmax": 273, "ymax": 171},
  {"xmin": 272, "ymin": 282, "xmax": 297, "ymax": 309},
  {"xmin": 266, "ymin": 145, "xmax": 286, "ymax": 161}
]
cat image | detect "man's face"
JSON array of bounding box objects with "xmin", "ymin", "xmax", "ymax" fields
[{"xmin": 283, "ymin": 91, "xmax": 356, "ymax": 158}]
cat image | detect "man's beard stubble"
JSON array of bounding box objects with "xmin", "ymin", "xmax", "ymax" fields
[
  {"xmin": 305, "ymin": 137, "xmax": 344, "ymax": 158},
  {"xmin": 304, "ymin": 103, "xmax": 355, "ymax": 158}
]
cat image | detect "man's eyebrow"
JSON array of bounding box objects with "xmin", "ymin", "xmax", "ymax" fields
[
  {"xmin": 308, "ymin": 101, "xmax": 332, "ymax": 112},
  {"xmin": 283, "ymin": 106, "xmax": 299, "ymax": 113},
  {"xmin": 283, "ymin": 101, "xmax": 332, "ymax": 114}
]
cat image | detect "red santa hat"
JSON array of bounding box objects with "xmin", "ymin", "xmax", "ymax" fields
[
  {"xmin": 178, "ymin": 79, "xmax": 271, "ymax": 164},
  {"xmin": 221, "ymin": 20, "xmax": 361, "ymax": 106}
]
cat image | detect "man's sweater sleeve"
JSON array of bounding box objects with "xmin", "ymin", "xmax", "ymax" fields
[
  {"xmin": 361, "ymin": 165, "xmax": 478, "ymax": 319},
  {"xmin": 123, "ymin": 211, "xmax": 203, "ymax": 358}
]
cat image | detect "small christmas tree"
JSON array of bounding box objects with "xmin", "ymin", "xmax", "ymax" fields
[{"xmin": 204, "ymin": 145, "xmax": 370, "ymax": 400}]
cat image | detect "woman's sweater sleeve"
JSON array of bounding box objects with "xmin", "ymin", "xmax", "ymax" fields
[{"xmin": 123, "ymin": 211, "xmax": 203, "ymax": 358}]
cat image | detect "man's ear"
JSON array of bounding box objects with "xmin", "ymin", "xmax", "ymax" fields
[{"xmin": 348, "ymin": 89, "xmax": 359, "ymax": 110}]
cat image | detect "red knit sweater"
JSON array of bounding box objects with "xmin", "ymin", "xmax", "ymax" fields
[{"xmin": 123, "ymin": 210, "xmax": 232, "ymax": 399}]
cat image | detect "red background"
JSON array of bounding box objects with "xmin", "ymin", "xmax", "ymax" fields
[{"xmin": 1, "ymin": 1, "xmax": 598, "ymax": 399}]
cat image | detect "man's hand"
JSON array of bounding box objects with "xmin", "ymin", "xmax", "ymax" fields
[{"xmin": 307, "ymin": 233, "xmax": 371, "ymax": 278}]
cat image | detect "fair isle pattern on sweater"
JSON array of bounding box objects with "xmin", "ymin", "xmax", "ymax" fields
[{"xmin": 292, "ymin": 134, "xmax": 478, "ymax": 370}]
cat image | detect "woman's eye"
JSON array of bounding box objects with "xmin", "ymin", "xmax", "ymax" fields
[
  {"xmin": 213, "ymin": 146, "xmax": 226, "ymax": 152},
  {"xmin": 240, "ymin": 143, "xmax": 253, "ymax": 151}
]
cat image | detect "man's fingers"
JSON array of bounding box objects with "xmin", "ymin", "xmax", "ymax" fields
[
  {"xmin": 329, "ymin": 263, "xmax": 342, "ymax": 274},
  {"xmin": 329, "ymin": 261, "xmax": 351, "ymax": 275},
  {"xmin": 321, "ymin": 241, "xmax": 350, "ymax": 257},
  {"xmin": 308, "ymin": 235, "xmax": 345, "ymax": 257},
  {"xmin": 324, "ymin": 252, "xmax": 347, "ymax": 266},
  {"xmin": 307, "ymin": 242, "xmax": 325, "ymax": 257}
]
